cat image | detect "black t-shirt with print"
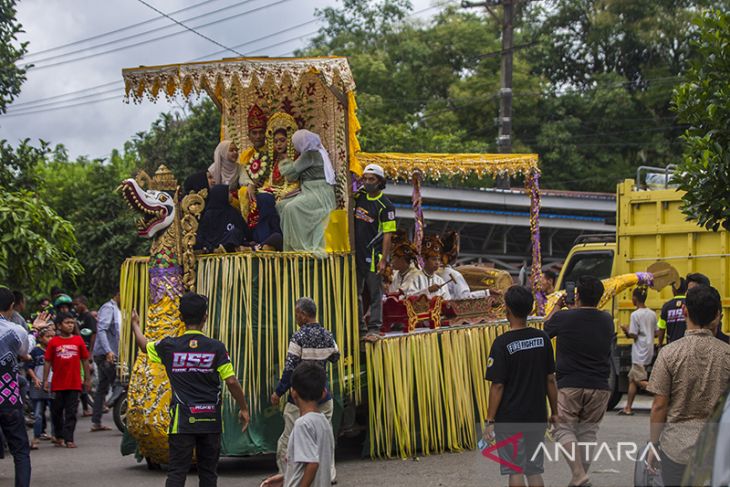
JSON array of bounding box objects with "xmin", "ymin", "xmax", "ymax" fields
[
  {"xmin": 353, "ymin": 189, "xmax": 396, "ymax": 273},
  {"xmin": 659, "ymin": 296, "xmax": 687, "ymax": 343},
  {"xmin": 148, "ymin": 332, "xmax": 234, "ymax": 434},
  {"xmin": 485, "ymin": 327, "xmax": 555, "ymax": 423},
  {"xmin": 77, "ymin": 311, "xmax": 97, "ymax": 350}
]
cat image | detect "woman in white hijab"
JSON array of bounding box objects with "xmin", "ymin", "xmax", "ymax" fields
[
  {"xmin": 276, "ymin": 129, "xmax": 336, "ymax": 254},
  {"xmin": 208, "ymin": 140, "xmax": 239, "ymax": 185}
]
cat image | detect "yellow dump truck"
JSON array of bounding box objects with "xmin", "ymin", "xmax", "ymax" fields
[{"xmin": 556, "ymin": 168, "xmax": 730, "ymax": 408}]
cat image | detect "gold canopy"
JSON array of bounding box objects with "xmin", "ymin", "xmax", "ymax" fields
[
  {"xmin": 355, "ymin": 152, "xmax": 540, "ymax": 180},
  {"xmin": 122, "ymin": 56, "xmax": 356, "ymax": 102}
]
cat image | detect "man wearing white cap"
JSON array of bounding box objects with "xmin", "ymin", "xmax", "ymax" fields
[{"xmin": 354, "ymin": 164, "xmax": 397, "ymax": 340}]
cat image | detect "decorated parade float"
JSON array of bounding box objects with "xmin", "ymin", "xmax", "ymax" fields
[{"xmin": 116, "ymin": 56, "xmax": 670, "ymax": 464}]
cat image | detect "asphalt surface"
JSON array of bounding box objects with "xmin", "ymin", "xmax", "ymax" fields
[{"xmin": 1, "ymin": 395, "xmax": 653, "ymax": 487}]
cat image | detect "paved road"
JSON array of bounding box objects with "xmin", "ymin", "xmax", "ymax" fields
[{"xmin": 1, "ymin": 395, "xmax": 652, "ymax": 487}]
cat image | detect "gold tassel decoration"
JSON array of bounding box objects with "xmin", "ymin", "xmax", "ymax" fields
[{"xmin": 365, "ymin": 323, "xmax": 512, "ymax": 459}]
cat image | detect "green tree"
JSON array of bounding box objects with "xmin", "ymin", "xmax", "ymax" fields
[
  {"xmin": 672, "ymin": 9, "xmax": 730, "ymax": 230},
  {"xmin": 520, "ymin": 0, "xmax": 728, "ymax": 190},
  {"xmin": 0, "ymin": 0, "xmax": 29, "ymax": 113},
  {"xmin": 0, "ymin": 138, "xmax": 49, "ymax": 191},
  {"xmin": 133, "ymin": 99, "xmax": 220, "ymax": 182},
  {"xmin": 37, "ymin": 144, "xmax": 147, "ymax": 304},
  {"xmin": 0, "ymin": 189, "xmax": 82, "ymax": 294},
  {"xmin": 302, "ymin": 0, "xmax": 726, "ymax": 192}
]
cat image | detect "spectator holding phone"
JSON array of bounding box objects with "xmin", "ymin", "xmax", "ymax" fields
[{"xmin": 544, "ymin": 275, "xmax": 615, "ymax": 487}]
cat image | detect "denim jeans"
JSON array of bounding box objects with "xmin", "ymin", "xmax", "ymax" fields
[
  {"xmin": 32, "ymin": 398, "xmax": 52, "ymax": 439},
  {"xmin": 0, "ymin": 407, "xmax": 31, "ymax": 487}
]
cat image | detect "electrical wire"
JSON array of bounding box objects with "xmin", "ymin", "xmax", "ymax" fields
[
  {"xmin": 134, "ymin": 0, "xmax": 243, "ymax": 56},
  {"xmin": 24, "ymin": 0, "xmax": 293, "ymax": 70},
  {"xmin": 4, "ymin": 4, "xmax": 446, "ymax": 115},
  {"xmin": 5, "ymin": 21, "xmax": 319, "ymax": 114},
  {"xmin": 10, "ymin": 17, "xmax": 319, "ymax": 111},
  {"xmin": 22, "ymin": 0, "xmax": 224, "ymax": 59}
]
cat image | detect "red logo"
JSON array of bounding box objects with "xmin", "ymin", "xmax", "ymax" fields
[{"xmin": 481, "ymin": 432, "xmax": 524, "ymax": 474}]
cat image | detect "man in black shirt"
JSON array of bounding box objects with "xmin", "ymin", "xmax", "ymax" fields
[
  {"xmin": 354, "ymin": 164, "xmax": 396, "ymax": 340},
  {"xmin": 544, "ymin": 275, "xmax": 614, "ymax": 487},
  {"xmin": 73, "ymin": 295, "xmax": 97, "ymax": 418},
  {"xmin": 657, "ymin": 278, "xmax": 687, "ymax": 346},
  {"xmin": 132, "ymin": 292, "xmax": 250, "ymax": 487},
  {"xmin": 485, "ymin": 286, "xmax": 558, "ymax": 487},
  {"xmin": 73, "ymin": 296, "xmax": 97, "ymax": 352}
]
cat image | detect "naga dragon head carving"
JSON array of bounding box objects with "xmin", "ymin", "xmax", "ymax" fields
[{"xmin": 120, "ymin": 165, "xmax": 177, "ymax": 238}]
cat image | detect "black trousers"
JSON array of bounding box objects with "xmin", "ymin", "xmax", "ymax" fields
[
  {"xmin": 92, "ymin": 356, "xmax": 116, "ymax": 425},
  {"xmin": 357, "ymin": 267, "xmax": 384, "ymax": 332},
  {"xmin": 52, "ymin": 390, "xmax": 80, "ymax": 443},
  {"xmin": 166, "ymin": 433, "xmax": 221, "ymax": 487}
]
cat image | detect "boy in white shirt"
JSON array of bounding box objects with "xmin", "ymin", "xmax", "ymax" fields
[
  {"xmin": 619, "ymin": 287, "xmax": 657, "ymax": 415},
  {"xmin": 261, "ymin": 363, "xmax": 335, "ymax": 487}
]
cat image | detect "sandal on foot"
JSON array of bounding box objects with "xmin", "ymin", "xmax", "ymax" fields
[
  {"xmin": 66, "ymin": 442, "xmax": 77, "ymax": 448},
  {"xmin": 90, "ymin": 424, "xmax": 112, "ymax": 432},
  {"xmin": 617, "ymin": 410, "xmax": 635, "ymax": 416}
]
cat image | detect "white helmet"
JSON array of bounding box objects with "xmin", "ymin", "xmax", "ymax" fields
[{"xmin": 363, "ymin": 164, "xmax": 385, "ymax": 179}]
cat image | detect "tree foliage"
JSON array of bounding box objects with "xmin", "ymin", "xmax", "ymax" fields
[
  {"xmin": 0, "ymin": 188, "xmax": 82, "ymax": 294},
  {"xmin": 672, "ymin": 9, "xmax": 730, "ymax": 230},
  {"xmin": 35, "ymin": 145, "xmax": 148, "ymax": 304},
  {"xmin": 300, "ymin": 0, "xmax": 728, "ymax": 191},
  {"xmin": 0, "ymin": 0, "xmax": 29, "ymax": 114},
  {"xmin": 133, "ymin": 99, "xmax": 220, "ymax": 182}
]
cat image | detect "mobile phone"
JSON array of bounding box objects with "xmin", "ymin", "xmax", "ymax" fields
[{"xmin": 565, "ymin": 281, "xmax": 576, "ymax": 305}]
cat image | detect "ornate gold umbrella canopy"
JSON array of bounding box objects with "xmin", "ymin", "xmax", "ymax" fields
[
  {"xmin": 123, "ymin": 56, "xmax": 363, "ymax": 205},
  {"xmin": 356, "ymin": 152, "xmax": 540, "ymax": 180}
]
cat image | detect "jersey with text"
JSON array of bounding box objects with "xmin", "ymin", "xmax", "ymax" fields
[{"xmin": 147, "ymin": 332, "xmax": 234, "ymax": 434}]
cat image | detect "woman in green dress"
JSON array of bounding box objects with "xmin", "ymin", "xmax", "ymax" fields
[{"xmin": 276, "ymin": 129, "xmax": 336, "ymax": 254}]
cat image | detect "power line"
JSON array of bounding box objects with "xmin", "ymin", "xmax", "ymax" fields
[
  {"xmin": 0, "ymin": 94, "xmax": 122, "ymax": 118},
  {"xmin": 25, "ymin": 0, "xmax": 291, "ymax": 70},
  {"xmin": 1, "ymin": 32, "xmax": 323, "ymax": 118},
  {"xmin": 10, "ymin": 80, "xmax": 123, "ymax": 108},
  {"xmin": 23, "ymin": 0, "xmax": 260, "ymax": 66},
  {"xmin": 10, "ymin": 17, "xmax": 319, "ymax": 110},
  {"xmin": 11, "ymin": 2, "xmax": 445, "ymax": 108},
  {"xmin": 6, "ymin": 20, "xmax": 319, "ymax": 114},
  {"xmin": 22, "ymin": 0, "xmax": 224, "ymax": 59},
  {"xmin": 134, "ymin": 0, "xmax": 243, "ymax": 56},
  {"xmin": 2, "ymin": 3, "xmax": 447, "ymax": 117}
]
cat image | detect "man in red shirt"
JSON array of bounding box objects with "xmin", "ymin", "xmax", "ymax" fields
[{"xmin": 43, "ymin": 313, "xmax": 91, "ymax": 448}]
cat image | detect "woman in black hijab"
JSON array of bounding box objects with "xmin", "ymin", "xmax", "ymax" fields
[
  {"xmin": 183, "ymin": 170, "xmax": 214, "ymax": 195},
  {"xmin": 194, "ymin": 184, "xmax": 251, "ymax": 252}
]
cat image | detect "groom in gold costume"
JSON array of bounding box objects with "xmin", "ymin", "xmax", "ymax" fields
[{"xmin": 235, "ymin": 104, "xmax": 283, "ymax": 243}]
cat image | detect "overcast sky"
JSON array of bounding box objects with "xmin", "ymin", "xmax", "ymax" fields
[{"xmin": 2, "ymin": 0, "xmax": 442, "ymax": 159}]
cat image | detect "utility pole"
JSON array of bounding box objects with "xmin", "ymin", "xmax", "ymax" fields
[{"xmin": 462, "ymin": 0, "xmax": 515, "ymax": 189}]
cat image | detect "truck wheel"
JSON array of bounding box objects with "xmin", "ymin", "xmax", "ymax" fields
[{"xmin": 606, "ymin": 372, "xmax": 622, "ymax": 410}]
